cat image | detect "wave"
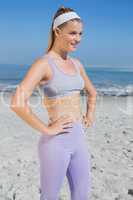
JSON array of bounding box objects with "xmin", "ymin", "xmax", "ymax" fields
[
  {"xmin": 0, "ymin": 84, "xmax": 39, "ymax": 96},
  {"xmin": 80, "ymin": 84, "xmax": 133, "ymax": 97},
  {"xmin": 0, "ymin": 83, "xmax": 133, "ymax": 97},
  {"xmin": 96, "ymin": 85, "xmax": 133, "ymax": 96}
]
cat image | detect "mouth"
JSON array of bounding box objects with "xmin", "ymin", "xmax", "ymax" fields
[{"xmin": 70, "ymin": 43, "xmax": 78, "ymax": 48}]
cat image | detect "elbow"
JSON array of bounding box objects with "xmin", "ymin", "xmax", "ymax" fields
[
  {"xmin": 10, "ymin": 95, "xmax": 16, "ymax": 111},
  {"xmin": 86, "ymin": 90, "xmax": 97, "ymax": 98},
  {"xmin": 9, "ymin": 101, "xmax": 19, "ymax": 112},
  {"xmin": 10, "ymin": 104, "xmax": 18, "ymax": 113},
  {"xmin": 10, "ymin": 86, "xmax": 30, "ymax": 114},
  {"xmin": 10, "ymin": 95, "xmax": 25, "ymax": 113},
  {"xmin": 10, "ymin": 102, "xmax": 28, "ymax": 115},
  {"xmin": 89, "ymin": 89, "xmax": 97, "ymax": 98},
  {"xmin": 91, "ymin": 90, "xmax": 97, "ymax": 101},
  {"xmin": 10, "ymin": 98, "xmax": 31, "ymax": 116},
  {"xmin": 93, "ymin": 89, "xmax": 97, "ymax": 97}
]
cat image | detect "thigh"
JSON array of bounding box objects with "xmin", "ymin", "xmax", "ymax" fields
[
  {"xmin": 66, "ymin": 139, "xmax": 92, "ymax": 199},
  {"xmin": 38, "ymin": 139, "xmax": 71, "ymax": 199}
]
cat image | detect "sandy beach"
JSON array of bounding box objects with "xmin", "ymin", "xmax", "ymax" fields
[{"xmin": 0, "ymin": 93, "xmax": 133, "ymax": 200}]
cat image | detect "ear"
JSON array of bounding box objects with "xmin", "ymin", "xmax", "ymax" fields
[{"xmin": 54, "ymin": 27, "xmax": 61, "ymax": 37}]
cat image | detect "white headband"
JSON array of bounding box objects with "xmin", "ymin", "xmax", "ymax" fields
[{"xmin": 53, "ymin": 11, "xmax": 81, "ymax": 30}]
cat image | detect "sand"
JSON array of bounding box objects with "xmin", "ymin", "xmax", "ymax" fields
[{"xmin": 0, "ymin": 93, "xmax": 133, "ymax": 200}]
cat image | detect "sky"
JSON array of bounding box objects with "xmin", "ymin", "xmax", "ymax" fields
[{"xmin": 0, "ymin": 0, "xmax": 133, "ymax": 66}]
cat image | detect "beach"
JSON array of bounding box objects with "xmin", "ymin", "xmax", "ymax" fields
[{"xmin": 0, "ymin": 93, "xmax": 133, "ymax": 200}]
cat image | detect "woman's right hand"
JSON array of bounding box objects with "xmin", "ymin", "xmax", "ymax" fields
[{"xmin": 44, "ymin": 115, "xmax": 74, "ymax": 136}]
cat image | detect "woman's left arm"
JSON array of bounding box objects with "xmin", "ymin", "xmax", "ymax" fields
[{"xmin": 74, "ymin": 58, "xmax": 97, "ymax": 127}]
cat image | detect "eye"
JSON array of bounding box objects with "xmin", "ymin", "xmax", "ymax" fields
[
  {"xmin": 70, "ymin": 31, "xmax": 77, "ymax": 35},
  {"xmin": 70, "ymin": 31, "xmax": 83, "ymax": 36}
]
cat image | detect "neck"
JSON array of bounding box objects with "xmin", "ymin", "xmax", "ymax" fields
[{"xmin": 49, "ymin": 45, "xmax": 68, "ymax": 60}]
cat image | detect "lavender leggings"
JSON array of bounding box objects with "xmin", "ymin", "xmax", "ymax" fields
[{"xmin": 38, "ymin": 121, "xmax": 91, "ymax": 200}]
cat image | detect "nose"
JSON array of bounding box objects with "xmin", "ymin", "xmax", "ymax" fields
[{"xmin": 75, "ymin": 34, "xmax": 81, "ymax": 43}]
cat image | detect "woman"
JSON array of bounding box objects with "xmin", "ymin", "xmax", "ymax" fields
[{"xmin": 10, "ymin": 6, "xmax": 97, "ymax": 200}]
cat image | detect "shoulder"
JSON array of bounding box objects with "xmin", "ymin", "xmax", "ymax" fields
[
  {"xmin": 20, "ymin": 55, "xmax": 52, "ymax": 86},
  {"xmin": 32, "ymin": 55, "xmax": 49, "ymax": 69},
  {"xmin": 31, "ymin": 55, "xmax": 52, "ymax": 77}
]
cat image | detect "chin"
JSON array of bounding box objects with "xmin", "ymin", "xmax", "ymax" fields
[{"xmin": 69, "ymin": 47, "xmax": 77, "ymax": 52}]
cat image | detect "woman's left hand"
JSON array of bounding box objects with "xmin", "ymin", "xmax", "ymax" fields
[{"xmin": 82, "ymin": 112, "xmax": 95, "ymax": 128}]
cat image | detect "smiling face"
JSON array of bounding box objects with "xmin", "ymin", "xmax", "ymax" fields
[{"xmin": 54, "ymin": 20, "xmax": 83, "ymax": 52}]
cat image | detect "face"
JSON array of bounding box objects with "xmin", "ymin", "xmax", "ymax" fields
[{"xmin": 55, "ymin": 20, "xmax": 83, "ymax": 52}]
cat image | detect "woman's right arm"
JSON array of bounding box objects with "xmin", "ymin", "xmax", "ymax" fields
[
  {"xmin": 10, "ymin": 57, "xmax": 73, "ymax": 135},
  {"xmin": 10, "ymin": 57, "xmax": 50, "ymax": 134}
]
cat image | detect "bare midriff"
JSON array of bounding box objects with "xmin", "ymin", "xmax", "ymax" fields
[{"xmin": 42, "ymin": 92, "xmax": 83, "ymax": 124}]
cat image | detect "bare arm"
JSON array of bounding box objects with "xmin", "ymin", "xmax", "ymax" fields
[
  {"xmin": 74, "ymin": 58, "xmax": 97, "ymax": 115},
  {"xmin": 10, "ymin": 57, "xmax": 50, "ymax": 134}
]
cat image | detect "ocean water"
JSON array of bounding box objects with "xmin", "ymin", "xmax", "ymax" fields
[
  {"xmin": 86, "ymin": 66, "xmax": 133, "ymax": 96},
  {"xmin": 0, "ymin": 64, "xmax": 133, "ymax": 96}
]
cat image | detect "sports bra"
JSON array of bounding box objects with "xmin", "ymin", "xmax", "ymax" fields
[{"xmin": 39, "ymin": 55, "xmax": 85, "ymax": 99}]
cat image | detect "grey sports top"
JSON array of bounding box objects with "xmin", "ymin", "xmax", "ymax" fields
[{"xmin": 41, "ymin": 55, "xmax": 85, "ymax": 99}]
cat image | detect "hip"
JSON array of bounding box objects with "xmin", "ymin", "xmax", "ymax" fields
[{"xmin": 38, "ymin": 120, "xmax": 86, "ymax": 148}]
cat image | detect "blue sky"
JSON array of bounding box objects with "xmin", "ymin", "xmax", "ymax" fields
[{"xmin": 0, "ymin": 0, "xmax": 133, "ymax": 66}]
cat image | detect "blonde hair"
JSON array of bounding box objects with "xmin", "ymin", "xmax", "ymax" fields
[{"xmin": 45, "ymin": 6, "xmax": 82, "ymax": 53}]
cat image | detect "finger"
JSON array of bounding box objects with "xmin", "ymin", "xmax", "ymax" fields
[
  {"xmin": 62, "ymin": 127, "xmax": 73, "ymax": 131},
  {"xmin": 82, "ymin": 116, "xmax": 86, "ymax": 121},
  {"xmin": 84, "ymin": 123, "xmax": 88, "ymax": 129},
  {"xmin": 62, "ymin": 123, "xmax": 73, "ymax": 128},
  {"xmin": 84, "ymin": 120, "xmax": 88, "ymax": 125},
  {"xmin": 84, "ymin": 120, "xmax": 91, "ymax": 127},
  {"xmin": 87, "ymin": 121, "xmax": 92, "ymax": 127},
  {"xmin": 62, "ymin": 120, "xmax": 73, "ymax": 126},
  {"xmin": 63, "ymin": 121, "xmax": 73, "ymax": 126},
  {"xmin": 57, "ymin": 131, "xmax": 69, "ymax": 135},
  {"xmin": 62, "ymin": 121, "xmax": 73, "ymax": 128}
]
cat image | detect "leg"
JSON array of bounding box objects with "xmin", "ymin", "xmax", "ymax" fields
[
  {"xmin": 66, "ymin": 136, "xmax": 92, "ymax": 200},
  {"xmin": 38, "ymin": 138, "xmax": 71, "ymax": 200}
]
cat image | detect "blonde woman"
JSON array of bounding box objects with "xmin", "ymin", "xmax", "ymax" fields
[{"xmin": 10, "ymin": 6, "xmax": 97, "ymax": 200}]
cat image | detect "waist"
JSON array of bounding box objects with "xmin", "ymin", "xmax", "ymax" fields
[{"xmin": 42, "ymin": 92, "xmax": 83, "ymax": 123}]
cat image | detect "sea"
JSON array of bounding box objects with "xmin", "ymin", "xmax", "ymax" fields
[{"xmin": 0, "ymin": 64, "xmax": 133, "ymax": 97}]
